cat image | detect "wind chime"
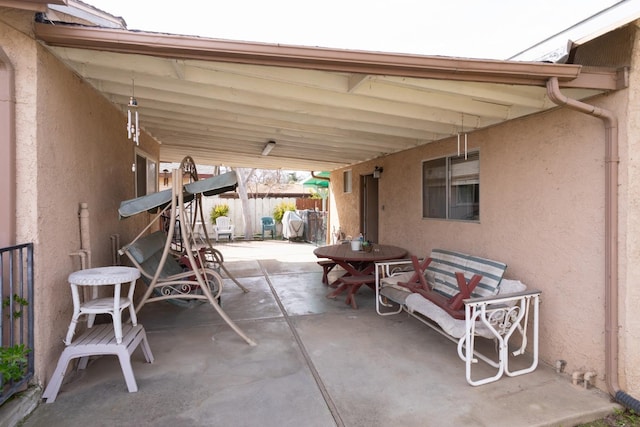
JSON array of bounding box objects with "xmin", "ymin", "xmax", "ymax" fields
[
  {"xmin": 127, "ymin": 79, "xmax": 140, "ymax": 145},
  {"xmin": 457, "ymin": 113, "xmax": 468, "ymax": 159}
]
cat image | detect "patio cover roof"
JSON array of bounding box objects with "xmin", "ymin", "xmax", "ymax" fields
[{"xmin": 33, "ymin": 13, "xmax": 626, "ymax": 172}]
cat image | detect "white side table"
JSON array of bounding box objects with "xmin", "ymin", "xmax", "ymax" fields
[{"xmin": 65, "ymin": 266, "xmax": 140, "ymax": 345}]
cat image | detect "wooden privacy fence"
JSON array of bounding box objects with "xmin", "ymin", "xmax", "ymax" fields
[{"xmin": 199, "ymin": 196, "xmax": 327, "ymax": 241}]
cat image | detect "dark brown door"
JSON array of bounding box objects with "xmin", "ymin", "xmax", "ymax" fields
[{"xmin": 361, "ymin": 174, "xmax": 379, "ymax": 243}]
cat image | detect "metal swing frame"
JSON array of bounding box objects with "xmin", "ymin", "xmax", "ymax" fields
[{"xmin": 119, "ymin": 157, "xmax": 256, "ymax": 346}]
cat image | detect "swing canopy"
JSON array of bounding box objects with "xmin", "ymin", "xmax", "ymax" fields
[{"xmin": 118, "ymin": 171, "xmax": 237, "ymax": 218}]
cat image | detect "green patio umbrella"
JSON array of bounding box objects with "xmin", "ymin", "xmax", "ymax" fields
[{"xmin": 302, "ymin": 172, "xmax": 330, "ymax": 188}]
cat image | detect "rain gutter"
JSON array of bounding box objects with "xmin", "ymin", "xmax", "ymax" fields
[
  {"xmin": 0, "ymin": 0, "xmax": 65, "ymax": 12},
  {"xmin": 32, "ymin": 22, "xmax": 617, "ymax": 90},
  {"xmin": 311, "ymin": 171, "xmax": 330, "ymax": 182},
  {"xmin": 546, "ymin": 76, "xmax": 640, "ymax": 411}
]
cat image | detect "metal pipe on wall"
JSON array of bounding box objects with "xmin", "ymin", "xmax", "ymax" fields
[
  {"xmin": 546, "ymin": 77, "xmax": 640, "ymax": 412},
  {"xmin": 110, "ymin": 234, "xmax": 120, "ymax": 266},
  {"xmin": 78, "ymin": 202, "xmax": 92, "ymax": 268}
]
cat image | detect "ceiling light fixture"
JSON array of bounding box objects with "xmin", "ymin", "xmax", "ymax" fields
[
  {"xmin": 262, "ymin": 140, "xmax": 276, "ymax": 156},
  {"xmin": 127, "ymin": 79, "xmax": 140, "ymax": 145}
]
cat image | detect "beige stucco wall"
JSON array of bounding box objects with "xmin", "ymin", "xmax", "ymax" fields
[
  {"xmin": 330, "ymin": 88, "xmax": 639, "ymax": 395},
  {"xmin": 1, "ymin": 10, "xmax": 159, "ymax": 385},
  {"xmin": 618, "ymin": 22, "xmax": 640, "ymax": 396}
]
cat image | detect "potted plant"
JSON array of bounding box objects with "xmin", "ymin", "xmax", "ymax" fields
[
  {"xmin": 272, "ymin": 202, "xmax": 295, "ymax": 223},
  {"xmin": 209, "ymin": 204, "xmax": 230, "ymax": 225},
  {"xmin": 0, "ymin": 294, "xmax": 30, "ymax": 383}
]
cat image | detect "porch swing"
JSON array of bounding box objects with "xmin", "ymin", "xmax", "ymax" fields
[{"xmin": 117, "ymin": 156, "xmax": 256, "ymax": 346}]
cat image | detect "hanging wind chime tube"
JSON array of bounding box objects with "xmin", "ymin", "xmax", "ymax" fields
[
  {"xmin": 457, "ymin": 114, "xmax": 468, "ymax": 159},
  {"xmin": 127, "ymin": 79, "xmax": 140, "ymax": 145},
  {"xmin": 464, "ymin": 132, "xmax": 468, "ymax": 160}
]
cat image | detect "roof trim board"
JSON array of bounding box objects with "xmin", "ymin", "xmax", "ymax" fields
[
  {"xmin": 34, "ymin": 22, "xmax": 612, "ymax": 87},
  {"xmin": 31, "ymin": 19, "xmax": 625, "ymax": 170}
]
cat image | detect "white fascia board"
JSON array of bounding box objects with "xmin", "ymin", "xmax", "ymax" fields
[
  {"xmin": 509, "ymin": 0, "xmax": 640, "ymax": 62},
  {"xmin": 47, "ymin": 0, "xmax": 126, "ymax": 29}
]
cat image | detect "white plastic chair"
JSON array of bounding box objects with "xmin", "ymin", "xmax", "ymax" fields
[{"xmin": 213, "ymin": 216, "xmax": 234, "ymax": 241}]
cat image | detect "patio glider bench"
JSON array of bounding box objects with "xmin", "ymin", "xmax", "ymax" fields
[{"xmin": 374, "ymin": 249, "xmax": 541, "ymax": 386}]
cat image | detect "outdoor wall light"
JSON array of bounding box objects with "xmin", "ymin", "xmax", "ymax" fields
[
  {"xmin": 262, "ymin": 140, "xmax": 276, "ymax": 156},
  {"xmin": 373, "ymin": 166, "xmax": 383, "ymax": 179}
]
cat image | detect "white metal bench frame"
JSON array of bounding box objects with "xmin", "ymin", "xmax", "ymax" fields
[{"xmin": 374, "ymin": 257, "xmax": 541, "ymax": 386}]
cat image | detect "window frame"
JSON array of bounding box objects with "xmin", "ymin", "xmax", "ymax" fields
[
  {"xmin": 343, "ymin": 170, "xmax": 352, "ymax": 193},
  {"xmin": 134, "ymin": 148, "xmax": 158, "ymax": 197},
  {"xmin": 422, "ymin": 151, "xmax": 479, "ymax": 221}
]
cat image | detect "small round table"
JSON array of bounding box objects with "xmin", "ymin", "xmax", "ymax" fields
[{"xmin": 65, "ymin": 266, "xmax": 140, "ymax": 345}]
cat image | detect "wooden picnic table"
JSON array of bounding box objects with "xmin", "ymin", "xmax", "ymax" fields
[{"xmin": 313, "ymin": 243, "xmax": 407, "ymax": 308}]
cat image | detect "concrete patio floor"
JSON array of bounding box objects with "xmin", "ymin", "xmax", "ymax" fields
[{"xmin": 19, "ymin": 240, "xmax": 619, "ymax": 427}]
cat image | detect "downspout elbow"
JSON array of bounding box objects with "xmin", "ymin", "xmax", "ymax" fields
[{"xmin": 547, "ymin": 77, "xmax": 617, "ymax": 130}]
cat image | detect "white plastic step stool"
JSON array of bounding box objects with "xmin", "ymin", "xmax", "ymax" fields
[{"xmin": 43, "ymin": 323, "xmax": 154, "ymax": 403}]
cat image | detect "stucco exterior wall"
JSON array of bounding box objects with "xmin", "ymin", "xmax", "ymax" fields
[
  {"xmin": 329, "ymin": 168, "xmax": 363, "ymax": 239},
  {"xmin": 0, "ymin": 9, "xmax": 37, "ymax": 246},
  {"xmin": 330, "ymin": 89, "xmax": 636, "ymax": 394},
  {"xmin": 34, "ymin": 42, "xmax": 160, "ymax": 383},
  {"xmin": 619, "ymin": 22, "xmax": 640, "ymax": 396},
  {"xmin": 2, "ymin": 11, "xmax": 159, "ymax": 385}
]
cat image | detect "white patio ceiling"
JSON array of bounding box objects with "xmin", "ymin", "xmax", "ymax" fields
[{"xmin": 34, "ymin": 23, "xmax": 620, "ymax": 172}]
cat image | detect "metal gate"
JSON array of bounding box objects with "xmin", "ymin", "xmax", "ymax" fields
[{"xmin": 0, "ymin": 242, "xmax": 34, "ymax": 406}]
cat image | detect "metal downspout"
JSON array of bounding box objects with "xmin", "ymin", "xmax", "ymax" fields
[{"xmin": 546, "ymin": 77, "xmax": 640, "ymax": 410}]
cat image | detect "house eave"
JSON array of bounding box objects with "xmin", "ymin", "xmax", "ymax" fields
[
  {"xmin": 0, "ymin": 0, "xmax": 65, "ymax": 12},
  {"xmin": 33, "ymin": 22, "xmax": 620, "ymax": 90}
]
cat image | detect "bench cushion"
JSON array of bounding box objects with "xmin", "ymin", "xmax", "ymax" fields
[
  {"xmin": 427, "ymin": 249, "xmax": 507, "ymax": 299},
  {"xmin": 124, "ymin": 231, "xmax": 184, "ymax": 282},
  {"xmin": 139, "ymin": 250, "xmax": 184, "ymax": 281},
  {"xmin": 380, "ymin": 270, "xmax": 435, "ymax": 295},
  {"xmin": 404, "ymin": 279, "xmax": 527, "ymax": 339},
  {"xmin": 379, "ymin": 285, "xmax": 412, "ymax": 305},
  {"xmin": 405, "ymin": 293, "xmax": 496, "ymax": 339},
  {"xmin": 126, "ymin": 231, "xmax": 168, "ymax": 264}
]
